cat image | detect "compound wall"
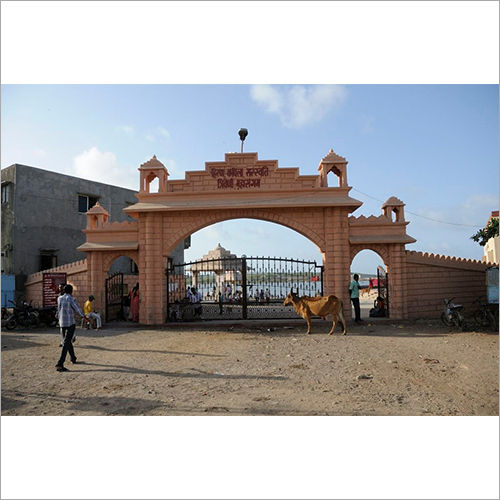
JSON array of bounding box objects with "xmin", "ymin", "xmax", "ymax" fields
[{"xmin": 405, "ymin": 251, "xmax": 488, "ymax": 318}]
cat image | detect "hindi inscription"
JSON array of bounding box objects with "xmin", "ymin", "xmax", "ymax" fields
[{"xmin": 210, "ymin": 166, "xmax": 269, "ymax": 189}]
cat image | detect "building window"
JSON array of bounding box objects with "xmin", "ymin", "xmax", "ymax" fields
[
  {"xmin": 39, "ymin": 251, "xmax": 57, "ymax": 271},
  {"xmin": 78, "ymin": 194, "xmax": 99, "ymax": 213},
  {"xmin": 1, "ymin": 183, "xmax": 10, "ymax": 204}
]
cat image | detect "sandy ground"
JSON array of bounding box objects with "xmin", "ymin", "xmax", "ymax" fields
[{"xmin": 2, "ymin": 312, "xmax": 498, "ymax": 416}]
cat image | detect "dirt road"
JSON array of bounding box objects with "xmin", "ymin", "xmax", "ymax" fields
[{"xmin": 1, "ymin": 319, "xmax": 498, "ymax": 415}]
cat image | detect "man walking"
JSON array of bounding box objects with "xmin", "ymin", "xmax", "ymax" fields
[
  {"xmin": 349, "ymin": 274, "xmax": 363, "ymax": 323},
  {"xmin": 55, "ymin": 284, "xmax": 84, "ymax": 372}
]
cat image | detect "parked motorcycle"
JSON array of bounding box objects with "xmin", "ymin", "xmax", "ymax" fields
[
  {"xmin": 5, "ymin": 300, "xmax": 40, "ymax": 330},
  {"xmin": 36, "ymin": 306, "xmax": 58, "ymax": 327},
  {"xmin": 471, "ymin": 298, "xmax": 497, "ymax": 331},
  {"xmin": 440, "ymin": 298, "xmax": 466, "ymax": 330}
]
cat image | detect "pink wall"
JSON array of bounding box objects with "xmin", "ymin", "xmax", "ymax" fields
[
  {"xmin": 405, "ymin": 251, "xmax": 487, "ymax": 319},
  {"xmin": 24, "ymin": 259, "xmax": 138, "ymax": 314}
]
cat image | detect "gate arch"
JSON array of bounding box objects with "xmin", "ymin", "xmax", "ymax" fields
[
  {"xmin": 165, "ymin": 210, "xmax": 326, "ymax": 258},
  {"xmin": 350, "ymin": 245, "xmax": 390, "ymax": 269},
  {"xmin": 102, "ymin": 251, "xmax": 139, "ymax": 274},
  {"xmin": 79, "ymin": 150, "xmax": 416, "ymax": 324}
]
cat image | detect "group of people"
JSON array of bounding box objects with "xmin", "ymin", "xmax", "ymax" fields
[{"xmin": 251, "ymin": 288, "xmax": 271, "ymax": 304}]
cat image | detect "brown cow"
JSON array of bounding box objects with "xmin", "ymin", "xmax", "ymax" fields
[{"xmin": 283, "ymin": 290, "xmax": 347, "ymax": 335}]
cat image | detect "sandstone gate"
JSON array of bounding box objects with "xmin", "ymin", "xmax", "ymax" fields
[{"xmin": 76, "ymin": 149, "xmax": 424, "ymax": 324}]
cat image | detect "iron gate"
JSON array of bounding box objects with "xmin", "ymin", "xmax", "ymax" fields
[
  {"xmin": 105, "ymin": 272, "xmax": 124, "ymax": 321},
  {"xmin": 377, "ymin": 266, "xmax": 389, "ymax": 317},
  {"xmin": 166, "ymin": 256, "xmax": 324, "ymax": 321}
]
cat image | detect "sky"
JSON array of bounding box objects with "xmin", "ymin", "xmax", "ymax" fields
[{"xmin": 2, "ymin": 84, "xmax": 498, "ymax": 272}]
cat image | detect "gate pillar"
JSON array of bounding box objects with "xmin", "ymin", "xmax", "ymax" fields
[
  {"xmin": 139, "ymin": 213, "xmax": 164, "ymax": 324},
  {"xmin": 388, "ymin": 243, "xmax": 407, "ymax": 319},
  {"xmin": 323, "ymin": 207, "xmax": 351, "ymax": 319},
  {"xmin": 88, "ymin": 251, "xmax": 105, "ymax": 317}
]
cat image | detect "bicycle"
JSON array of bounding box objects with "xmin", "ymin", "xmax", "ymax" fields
[{"xmin": 471, "ymin": 298, "xmax": 497, "ymax": 331}]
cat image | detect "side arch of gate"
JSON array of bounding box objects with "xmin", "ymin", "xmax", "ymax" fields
[
  {"xmin": 98, "ymin": 250, "xmax": 139, "ymax": 321},
  {"xmin": 349, "ymin": 243, "xmax": 406, "ymax": 319},
  {"xmin": 350, "ymin": 244, "xmax": 390, "ymax": 267},
  {"xmin": 102, "ymin": 251, "xmax": 139, "ymax": 274},
  {"xmin": 350, "ymin": 244, "xmax": 390, "ymax": 316}
]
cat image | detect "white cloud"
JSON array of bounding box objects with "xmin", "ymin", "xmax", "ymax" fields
[
  {"xmin": 116, "ymin": 125, "xmax": 170, "ymax": 142},
  {"xmin": 360, "ymin": 114, "xmax": 375, "ymax": 134},
  {"xmin": 413, "ymin": 194, "xmax": 498, "ymax": 228},
  {"xmin": 144, "ymin": 127, "xmax": 171, "ymax": 143},
  {"xmin": 250, "ymin": 84, "xmax": 347, "ymax": 128},
  {"xmin": 117, "ymin": 125, "xmax": 134, "ymax": 137},
  {"xmin": 73, "ymin": 147, "xmax": 136, "ymax": 189},
  {"xmin": 157, "ymin": 126, "xmax": 171, "ymax": 139}
]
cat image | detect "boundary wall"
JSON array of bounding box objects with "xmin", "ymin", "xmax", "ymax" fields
[
  {"xmin": 405, "ymin": 251, "xmax": 488, "ymax": 318},
  {"xmin": 24, "ymin": 259, "xmax": 138, "ymax": 315}
]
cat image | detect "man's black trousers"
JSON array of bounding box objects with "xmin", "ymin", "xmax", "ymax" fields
[
  {"xmin": 351, "ymin": 297, "xmax": 361, "ymax": 321},
  {"xmin": 57, "ymin": 324, "xmax": 76, "ymax": 366}
]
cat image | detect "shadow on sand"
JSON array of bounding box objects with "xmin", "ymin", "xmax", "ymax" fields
[
  {"xmin": 67, "ymin": 361, "xmax": 287, "ymax": 382},
  {"xmin": 78, "ymin": 345, "xmax": 225, "ymax": 357}
]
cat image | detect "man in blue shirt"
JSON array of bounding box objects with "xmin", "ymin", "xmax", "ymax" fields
[
  {"xmin": 349, "ymin": 274, "xmax": 362, "ymax": 323},
  {"xmin": 55, "ymin": 284, "xmax": 84, "ymax": 372}
]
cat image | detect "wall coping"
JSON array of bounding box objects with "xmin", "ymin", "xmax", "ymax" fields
[
  {"xmin": 349, "ymin": 214, "xmax": 409, "ymax": 226},
  {"xmin": 86, "ymin": 220, "xmax": 138, "ymax": 232},
  {"xmin": 25, "ymin": 259, "xmax": 88, "ymax": 285},
  {"xmin": 406, "ymin": 250, "xmax": 489, "ymax": 271}
]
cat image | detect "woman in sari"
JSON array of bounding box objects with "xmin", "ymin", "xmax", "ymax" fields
[{"xmin": 130, "ymin": 283, "xmax": 140, "ymax": 322}]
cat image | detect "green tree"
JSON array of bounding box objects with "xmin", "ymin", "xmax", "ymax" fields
[{"xmin": 471, "ymin": 217, "xmax": 499, "ymax": 246}]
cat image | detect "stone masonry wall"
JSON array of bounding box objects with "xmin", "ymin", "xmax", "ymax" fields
[
  {"xmin": 167, "ymin": 154, "xmax": 319, "ymax": 193},
  {"xmin": 405, "ymin": 251, "xmax": 487, "ymax": 319},
  {"xmin": 25, "ymin": 260, "xmax": 90, "ymax": 308},
  {"xmin": 25, "ymin": 259, "xmax": 138, "ymax": 316}
]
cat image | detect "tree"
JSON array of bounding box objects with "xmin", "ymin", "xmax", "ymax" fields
[{"xmin": 471, "ymin": 217, "xmax": 499, "ymax": 246}]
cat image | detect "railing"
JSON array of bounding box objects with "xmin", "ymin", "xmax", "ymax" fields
[
  {"xmin": 166, "ymin": 256, "xmax": 323, "ymax": 321},
  {"xmin": 105, "ymin": 272, "xmax": 124, "ymax": 321}
]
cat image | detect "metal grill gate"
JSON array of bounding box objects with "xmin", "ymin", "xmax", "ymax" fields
[
  {"xmin": 377, "ymin": 266, "xmax": 389, "ymax": 317},
  {"xmin": 166, "ymin": 256, "xmax": 323, "ymax": 321},
  {"xmin": 105, "ymin": 272, "xmax": 124, "ymax": 321}
]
